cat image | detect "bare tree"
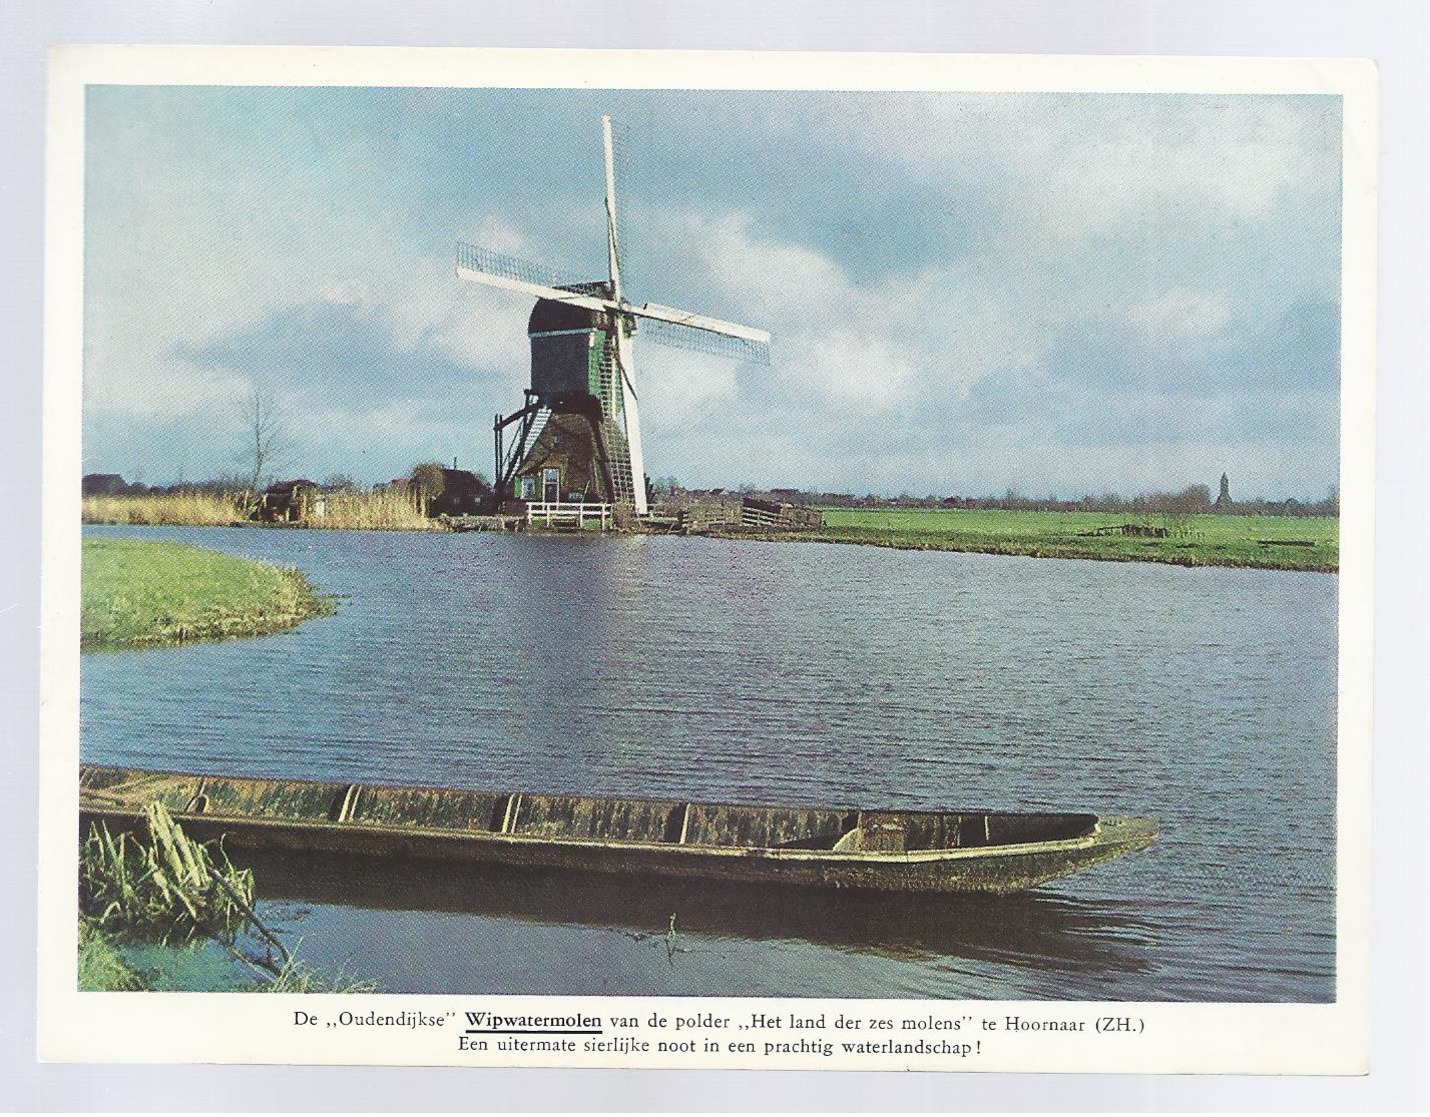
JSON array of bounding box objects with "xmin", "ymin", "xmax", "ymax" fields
[{"xmin": 239, "ymin": 385, "xmax": 287, "ymax": 503}]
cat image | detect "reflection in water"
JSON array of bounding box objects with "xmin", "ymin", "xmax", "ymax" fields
[{"xmin": 246, "ymin": 849, "xmax": 1156, "ymax": 980}]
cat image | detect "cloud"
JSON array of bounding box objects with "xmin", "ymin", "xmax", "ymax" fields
[
  {"xmin": 80, "ymin": 87, "xmax": 1343, "ymax": 497},
  {"xmin": 1128, "ymin": 289, "xmax": 1232, "ymax": 343},
  {"xmin": 829, "ymin": 93, "xmax": 1342, "ymax": 245}
]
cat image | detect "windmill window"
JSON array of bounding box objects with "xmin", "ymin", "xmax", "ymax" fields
[{"xmin": 520, "ymin": 476, "xmax": 536, "ymax": 500}]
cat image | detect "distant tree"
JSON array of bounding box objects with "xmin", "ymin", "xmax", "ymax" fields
[
  {"xmin": 323, "ymin": 473, "xmax": 359, "ymax": 493},
  {"xmin": 238, "ymin": 385, "xmax": 287, "ymax": 503},
  {"xmin": 409, "ymin": 462, "xmax": 447, "ymax": 514}
]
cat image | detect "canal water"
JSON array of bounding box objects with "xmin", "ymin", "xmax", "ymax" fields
[{"xmin": 80, "ymin": 525, "xmax": 1337, "ymax": 1001}]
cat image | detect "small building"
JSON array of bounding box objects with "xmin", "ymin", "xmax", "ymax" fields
[
  {"xmin": 254, "ymin": 479, "xmax": 320, "ymax": 522},
  {"xmin": 509, "ymin": 409, "xmax": 608, "ymax": 508},
  {"xmin": 429, "ymin": 469, "xmax": 493, "ymax": 517}
]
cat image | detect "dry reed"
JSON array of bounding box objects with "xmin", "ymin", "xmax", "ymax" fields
[
  {"xmin": 83, "ymin": 492, "xmax": 246, "ymax": 526},
  {"xmin": 82, "ymin": 489, "xmax": 442, "ymax": 532},
  {"xmin": 315, "ymin": 488, "xmax": 436, "ymax": 531}
]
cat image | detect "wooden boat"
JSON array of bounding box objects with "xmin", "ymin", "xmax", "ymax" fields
[{"xmin": 79, "ymin": 765, "xmax": 1157, "ymax": 894}]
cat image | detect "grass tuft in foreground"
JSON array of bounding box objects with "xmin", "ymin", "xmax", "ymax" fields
[
  {"xmin": 82, "ymin": 538, "xmax": 334, "ymax": 650},
  {"xmin": 79, "ymin": 803, "xmax": 374, "ymax": 993},
  {"xmin": 81, "ymin": 803, "xmax": 259, "ymax": 946}
]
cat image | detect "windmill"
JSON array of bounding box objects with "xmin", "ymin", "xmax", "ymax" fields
[{"xmin": 456, "ymin": 116, "xmax": 769, "ymax": 520}]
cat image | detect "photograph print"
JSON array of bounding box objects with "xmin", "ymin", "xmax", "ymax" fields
[{"xmin": 72, "ymin": 66, "xmax": 1347, "ymax": 1009}]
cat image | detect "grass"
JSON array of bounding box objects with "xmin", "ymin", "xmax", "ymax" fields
[
  {"xmin": 78, "ymin": 919, "xmax": 149, "ymax": 991},
  {"xmin": 82, "ymin": 538, "xmax": 334, "ymax": 650},
  {"xmin": 83, "ymin": 490, "xmax": 441, "ymax": 532},
  {"xmin": 81, "ymin": 803, "xmax": 259, "ymax": 946},
  {"xmin": 78, "ymin": 803, "xmax": 375, "ymax": 993},
  {"xmin": 784, "ymin": 508, "xmax": 1340, "ymax": 572}
]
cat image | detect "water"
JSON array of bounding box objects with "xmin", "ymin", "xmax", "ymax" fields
[{"xmin": 81, "ymin": 525, "xmax": 1337, "ymax": 1001}]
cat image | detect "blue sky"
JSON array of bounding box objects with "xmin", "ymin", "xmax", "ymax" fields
[{"xmin": 83, "ymin": 86, "xmax": 1342, "ymax": 498}]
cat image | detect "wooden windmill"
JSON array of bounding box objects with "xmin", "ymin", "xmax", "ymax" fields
[{"xmin": 456, "ymin": 117, "xmax": 769, "ymax": 518}]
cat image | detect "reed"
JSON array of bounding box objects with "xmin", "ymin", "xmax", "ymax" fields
[
  {"xmin": 80, "ymin": 802, "xmax": 259, "ymax": 947},
  {"xmin": 82, "ymin": 489, "xmax": 442, "ymax": 532},
  {"xmin": 79, "ymin": 803, "xmax": 376, "ymax": 992},
  {"xmin": 315, "ymin": 488, "xmax": 436, "ymax": 531},
  {"xmin": 83, "ymin": 491, "xmax": 246, "ymax": 526}
]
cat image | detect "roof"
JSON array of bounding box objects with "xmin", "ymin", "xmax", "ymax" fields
[{"xmin": 527, "ymin": 282, "xmax": 613, "ymax": 334}]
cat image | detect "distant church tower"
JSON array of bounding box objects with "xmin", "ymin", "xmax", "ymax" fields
[{"xmin": 1214, "ymin": 472, "xmax": 1232, "ymax": 509}]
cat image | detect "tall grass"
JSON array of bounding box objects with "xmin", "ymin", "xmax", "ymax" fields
[
  {"xmin": 81, "ymin": 803, "xmax": 259, "ymax": 947},
  {"xmin": 79, "ymin": 802, "xmax": 375, "ymax": 992},
  {"xmin": 83, "ymin": 492, "xmax": 245, "ymax": 526},
  {"xmin": 83, "ymin": 489, "xmax": 441, "ymax": 531},
  {"xmin": 316, "ymin": 488, "xmax": 435, "ymax": 531}
]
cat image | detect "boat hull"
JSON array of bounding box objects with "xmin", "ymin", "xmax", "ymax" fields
[{"xmin": 79, "ymin": 766, "xmax": 1156, "ymax": 894}]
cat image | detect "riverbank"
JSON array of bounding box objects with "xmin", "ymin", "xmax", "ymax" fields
[
  {"xmin": 735, "ymin": 509, "xmax": 1338, "ymax": 572},
  {"xmin": 82, "ymin": 538, "xmax": 334, "ymax": 650}
]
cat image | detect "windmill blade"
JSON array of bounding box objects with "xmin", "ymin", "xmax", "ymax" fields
[
  {"xmin": 602, "ymin": 115, "xmax": 623, "ymax": 302},
  {"xmin": 455, "ymin": 242, "xmax": 619, "ymax": 314},
  {"xmin": 638, "ymin": 316, "xmax": 771, "ymax": 365},
  {"xmin": 631, "ymin": 302, "xmax": 770, "ymax": 345},
  {"xmin": 617, "ymin": 361, "xmax": 648, "ymax": 516}
]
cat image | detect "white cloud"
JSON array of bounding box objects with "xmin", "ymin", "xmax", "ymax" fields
[
  {"xmin": 80, "ymin": 88, "xmax": 1341, "ymax": 495},
  {"xmin": 829, "ymin": 94, "xmax": 1339, "ymax": 243},
  {"xmin": 1127, "ymin": 289, "xmax": 1232, "ymax": 342},
  {"xmin": 632, "ymin": 345, "xmax": 738, "ymax": 429},
  {"xmin": 319, "ymin": 278, "xmax": 372, "ymax": 306}
]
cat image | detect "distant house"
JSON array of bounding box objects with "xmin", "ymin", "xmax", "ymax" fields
[
  {"xmin": 82, "ymin": 473, "xmax": 131, "ymax": 496},
  {"xmin": 254, "ymin": 479, "xmax": 320, "ymax": 522},
  {"xmin": 428, "ymin": 469, "xmax": 492, "ymax": 517}
]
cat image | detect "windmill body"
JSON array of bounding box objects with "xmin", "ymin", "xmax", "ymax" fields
[{"xmin": 457, "ymin": 117, "xmax": 769, "ymax": 521}]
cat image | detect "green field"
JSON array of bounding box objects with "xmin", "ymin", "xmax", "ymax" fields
[
  {"xmin": 805, "ymin": 509, "xmax": 1337, "ymax": 572},
  {"xmin": 82, "ymin": 539, "xmax": 334, "ymax": 650}
]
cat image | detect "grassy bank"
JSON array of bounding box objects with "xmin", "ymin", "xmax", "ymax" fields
[
  {"xmin": 83, "ymin": 490, "xmax": 439, "ymax": 532},
  {"xmin": 82, "ymin": 538, "xmax": 334, "ymax": 650},
  {"xmin": 776, "ymin": 509, "xmax": 1338, "ymax": 572}
]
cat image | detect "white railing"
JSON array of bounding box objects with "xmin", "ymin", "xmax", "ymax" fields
[{"xmin": 525, "ymin": 501, "xmax": 613, "ymax": 529}]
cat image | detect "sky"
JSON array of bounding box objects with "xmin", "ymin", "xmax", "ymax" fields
[{"xmin": 82, "ymin": 86, "xmax": 1342, "ymax": 499}]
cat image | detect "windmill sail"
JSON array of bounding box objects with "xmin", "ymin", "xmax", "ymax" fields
[
  {"xmin": 456, "ymin": 242, "xmax": 614, "ymax": 312},
  {"xmin": 637, "ymin": 316, "xmax": 772, "ymax": 364}
]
